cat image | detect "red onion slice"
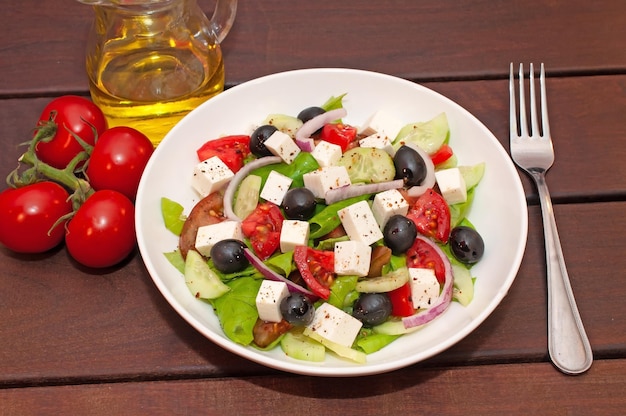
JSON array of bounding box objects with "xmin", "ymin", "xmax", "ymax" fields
[
  {"xmin": 403, "ymin": 142, "xmax": 436, "ymax": 198},
  {"xmin": 294, "ymin": 107, "xmax": 348, "ymax": 151},
  {"xmin": 324, "ymin": 179, "xmax": 405, "ymax": 205},
  {"xmin": 223, "ymin": 156, "xmax": 282, "ymax": 221},
  {"xmin": 243, "ymin": 248, "xmax": 316, "ymax": 298},
  {"xmin": 401, "ymin": 236, "xmax": 454, "ymax": 329}
]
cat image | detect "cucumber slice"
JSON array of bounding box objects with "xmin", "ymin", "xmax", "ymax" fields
[
  {"xmin": 373, "ymin": 318, "xmax": 422, "ymax": 335},
  {"xmin": 458, "ymin": 162, "xmax": 486, "ymax": 190},
  {"xmin": 262, "ymin": 113, "xmax": 303, "ymax": 138},
  {"xmin": 337, "ymin": 147, "xmax": 396, "ymax": 184},
  {"xmin": 234, "ymin": 174, "xmax": 261, "ymax": 219},
  {"xmin": 451, "ymin": 263, "xmax": 474, "ymax": 306},
  {"xmin": 280, "ymin": 330, "xmax": 326, "ymax": 362},
  {"xmin": 393, "ymin": 112, "xmax": 450, "ymax": 154},
  {"xmin": 184, "ymin": 250, "xmax": 230, "ymax": 300},
  {"xmin": 303, "ymin": 327, "xmax": 367, "ymax": 363},
  {"xmin": 355, "ymin": 267, "xmax": 409, "ymax": 293}
]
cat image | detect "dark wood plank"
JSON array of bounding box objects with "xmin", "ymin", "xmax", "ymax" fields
[
  {"xmin": 1, "ymin": 201, "xmax": 624, "ymax": 385},
  {"xmin": 1, "ymin": 360, "xmax": 624, "ymax": 415},
  {"xmin": 1, "ymin": 0, "xmax": 625, "ymax": 96}
]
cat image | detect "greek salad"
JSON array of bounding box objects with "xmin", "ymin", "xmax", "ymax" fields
[{"xmin": 161, "ymin": 95, "xmax": 486, "ymax": 363}]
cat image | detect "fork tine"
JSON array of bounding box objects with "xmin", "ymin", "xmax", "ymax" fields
[
  {"xmin": 529, "ymin": 63, "xmax": 540, "ymax": 137},
  {"xmin": 540, "ymin": 63, "xmax": 551, "ymax": 138},
  {"xmin": 509, "ymin": 63, "xmax": 518, "ymax": 137},
  {"xmin": 517, "ymin": 64, "xmax": 528, "ymax": 138}
]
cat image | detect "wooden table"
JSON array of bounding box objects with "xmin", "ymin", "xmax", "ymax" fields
[{"xmin": 1, "ymin": 1, "xmax": 625, "ymax": 414}]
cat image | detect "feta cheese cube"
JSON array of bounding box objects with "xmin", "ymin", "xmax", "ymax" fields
[
  {"xmin": 195, "ymin": 220, "xmax": 244, "ymax": 257},
  {"xmin": 279, "ymin": 220, "xmax": 310, "ymax": 253},
  {"xmin": 302, "ymin": 166, "xmax": 351, "ymax": 200},
  {"xmin": 338, "ymin": 200, "xmax": 384, "ymax": 246},
  {"xmin": 260, "ymin": 170, "xmax": 293, "ymax": 205},
  {"xmin": 191, "ymin": 156, "xmax": 234, "ymax": 197},
  {"xmin": 256, "ymin": 280, "xmax": 290, "ymax": 323},
  {"xmin": 306, "ymin": 302, "xmax": 363, "ymax": 347},
  {"xmin": 264, "ymin": 130, "xmax": 301, "ymax": 164},
  {"xmin": 334, "ymin": 241, "xmax": 372, "ymax": 277},
  {"xmin": 358, "ymin": 110, "xmax": 404, "ymax": 142},
  {"xmin": 371, "ymin": 189, "xmax": 409, "ymax": 228},
  {"xmin": 435, "ymin": 167, "xmax": 467, "ymax": 205},
  {"xmin": 311, "ymin": 140, "xmax": 342, "ymax": 167},
  {"xmin": 358, "ymin": 133, "xmax": 395, "ymax": 156},
  {"xmin": 409, "ymin": 268, "xmax": 440, "ymax": 309}
]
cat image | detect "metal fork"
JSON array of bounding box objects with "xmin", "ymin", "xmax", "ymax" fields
[{"xmin": 509, "ymin": 63, "xmax": 593, "ymax": 375}]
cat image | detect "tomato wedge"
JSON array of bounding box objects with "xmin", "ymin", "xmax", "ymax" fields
[
  {"xmin": 241, "ymin": 202, "xmax": 283, "ymax": 260},
  {"xmin": 388, "ymin": 283, "xmax": 415, "ymax": 317},
  {"xmin": 406, "ymin": 237, "xmax": 447, "ymax": 284},
  {"xmin": 293, "ymin": 246, "xmax": 335, "ymax": 300},
  {"xmin": 320, "ymin": 123, "xmax": 357, "ymax": 151},
  {"xmin": 430, "ymin": 144, "xmax": 454, "ymax": 165},
  {"xmin": 406, "ymin": 188, "xmax": 451, "ymax": 243},
  {"xmin": 196, "ymin": 135, "xmax": 251, "ymax": 172}
]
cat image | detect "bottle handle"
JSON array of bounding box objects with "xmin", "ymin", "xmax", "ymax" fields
[{"xmin": 209, "ymin": 0, "xmax": 237, "ymax": 44}]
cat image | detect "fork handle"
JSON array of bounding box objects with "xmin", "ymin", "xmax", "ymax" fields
[{"xmin": 533, "ymin": 172, "xmax": 593, "ymax": 374}]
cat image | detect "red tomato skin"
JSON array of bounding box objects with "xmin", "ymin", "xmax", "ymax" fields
[
  {"xmin": 431, "ymin": 144, "xmax": 454, "ymax": 165},
  {"xmin": 196, "ymin": 135, "xmax": 251, "ymax": 172},
  {"xmin": 293, "ymin": 246, "xmax": 334, "ymax": 300},
  {"xmin": 406, "ymin": 188, "xmax": 451, "ymax": 243},
  {"xmin": 388, "ymin": 283, "xmax": 415, "ymax": 317},
  {"xmin": 86, "ymin": 126, "xmax": 154, "ymax": 200},
  {"xmin": 241, "ymin": 202, "xmax": 283, "ymax": 260},
  {"xmin": 35, "ymin": 96, "xmax": 107, "ymax": 169},
  {"xmin": 320, "ymin": 123, "xmax": 358, "ymax": 152},
  {"xmin": 65, "ymin": 190, "xmax": 136, "ymax": 268},
  {"xmin": 406, "ymin": 238, "xmax": 446, "ymax": 284},
  {"xmin": 0, "ymin": 182, "xmax": 72, "ymax": 253}
]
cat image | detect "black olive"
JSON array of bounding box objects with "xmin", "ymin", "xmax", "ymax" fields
[
  {"xmin": 280, "ymin": 293, "xmax": 315, "ymax": 326},
  {"xmin": 383, "ymin": 215, "xmax": 417, "ymax": 254},
  {"xmin": 449, "ymin": 226, "xmax": 485, "ymax": 265},
  {"xmin": 250, "ymin": 124, "xmax": 278, "ymax": 157},
  {"xmin": 282, "ymin": 188, "xmax": 317, "ymax": 220},
  {"xmin": 352, "ymin": 293, "xmax": 392, "ymax": 327},
  {"xmin": 210, "ymin": 239, "xmax": 249, "ymax": 273},
  {"xmin": 393, "ymin": 145, "xmax": 427, "ymax": 186},
  {"xmin": 297, "ymin": 106, "xmax": 326, "ymax": 123}
]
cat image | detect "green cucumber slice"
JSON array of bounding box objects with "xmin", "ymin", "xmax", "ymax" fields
[
  {"xmin": 303, "ymin": 326, "xmax": 367, "ymax": 363},
  {"xmin": 234, "ymin": 174, "xmax": 261, "ymax": 219},
  {"xmin": 355, "ymin": 267, "xmax": 409, "ymax": 293},
  {"xmin": 280, "ymin": 330, "xmax": 326, "ymax": 362},
  {"xmin": 458, "ymin": 162, "xmax": 486, "ymax": 190},
  {"xmin": 337, "ymin": 147, "xmax": 396, "ymax": 184},
  {"xmin": 393, "ymin": 112, "xmax": 450, "ymax": 154},
  {"xmin": 262, "ymin": 113, "xmax": 303, "ymax": 138},
  {"xmin": 184, "ymin": 250, "xmax": 230, "ymax": 300},
  {"xmin": 451, "ymin": 263, "xmax": 474, "ymax": 306}
]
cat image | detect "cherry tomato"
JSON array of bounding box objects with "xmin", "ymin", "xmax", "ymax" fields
[
  {"xmin": 241, "ymin": 202, "xmax": 283, "ymax": 260},
  {"xmin": 387, "ymin": 283, "xmax": 415, "ymax": 317},
  {"xmin": 0, "ymin": 182, "xmax": 73, "ymax": 253},
  {"xmin": 406, "ymin": 238, "xmax": 447, "ymax": 284},
  {"xmin": 320, "ymin": 123, "xmax": 358, "ymax": 152},
  {"xmin": 196, "ymin": 135, "xmax": 251, "ymax": 172},
  {"xmin": 35, "ymin": 96, "xmax": 107, "ymax": 169},
  {"xmin": 86, "ymin": 126, "xmax": 154, "ymax": 201},
  {"xmin": 65, "ymin": 190, "xmax": 136, "ymax": 268},
  {"xmin": 293, "ymin": 246, "xmax": 335, "ymax": 300},
  {"xmin": 406, "ymin": 188, "xmax": 451, "ymax": 243},
  {"xmin": 430, "ymin": 144, "xmax": 454, "ymax": 165}
]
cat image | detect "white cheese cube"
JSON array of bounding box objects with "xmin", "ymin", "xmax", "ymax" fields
[
  {"xmin": 306, "ymin": 302, "xmax": 363, "ymax": 347},
  {"xmin": 260, "ymin": 170, "xmax": 293, "ymax": 205},
  {"xmin": 409, "ymin": 268, "xmax": 440, "ymax": 310},
  {"xmin": 256, "ymin": 280, "xmax": 290, "ymax": 323},
  {"xmin": 279, "ymin": 220, "xmax": 309, "ymax": 253},
  {"xmin": 435, "ymin": 167, "xmax": 467, "ymax": 205},
  {"xmin": 338, "ymin": 200, "xmax": 384, "ymax": 246},
  {"xmin": 371, "ymin": 189, "xmax": 409, "ymax": 228},
  {"xmin": 302, "ymin": 166, "xmax": 351, "ymax": 200},
  {"xmin": 311, "ymin": 140, "xmax": 342, "ymax": 167},
  {"xmin": 358, "ymin": 110, "xmax": 404, "ymax": 142},
  {"xmin": 191, "ymin": 156, "xmax": 234, "ymax": 197},
  {"xmin": 264, "ymin": 130, "xmax": 301, "ymax": 164},
  {"xmin": 334, "ymin": 241, "xmax": 372, "ymax": 277},
  {"xmin": 195, "ymin": 220, "xmax": 244, "ymax": 257},
  {"xmin": 358, "ymin": 133, "xmax": 395, "ymax": 157}
]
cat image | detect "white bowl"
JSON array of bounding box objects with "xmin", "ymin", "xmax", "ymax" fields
[{"xmin": 135, "ymin": 68, "xmax": 528, "ymax": 376}]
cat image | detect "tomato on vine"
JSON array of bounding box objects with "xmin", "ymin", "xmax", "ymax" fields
[
  {"xmin": 34, "ymin": 96, "xmax": 107, "ymax": 169},
  {"xmin": 0, "ymin": 182, "xmax": 73, "ymax": 253}
]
